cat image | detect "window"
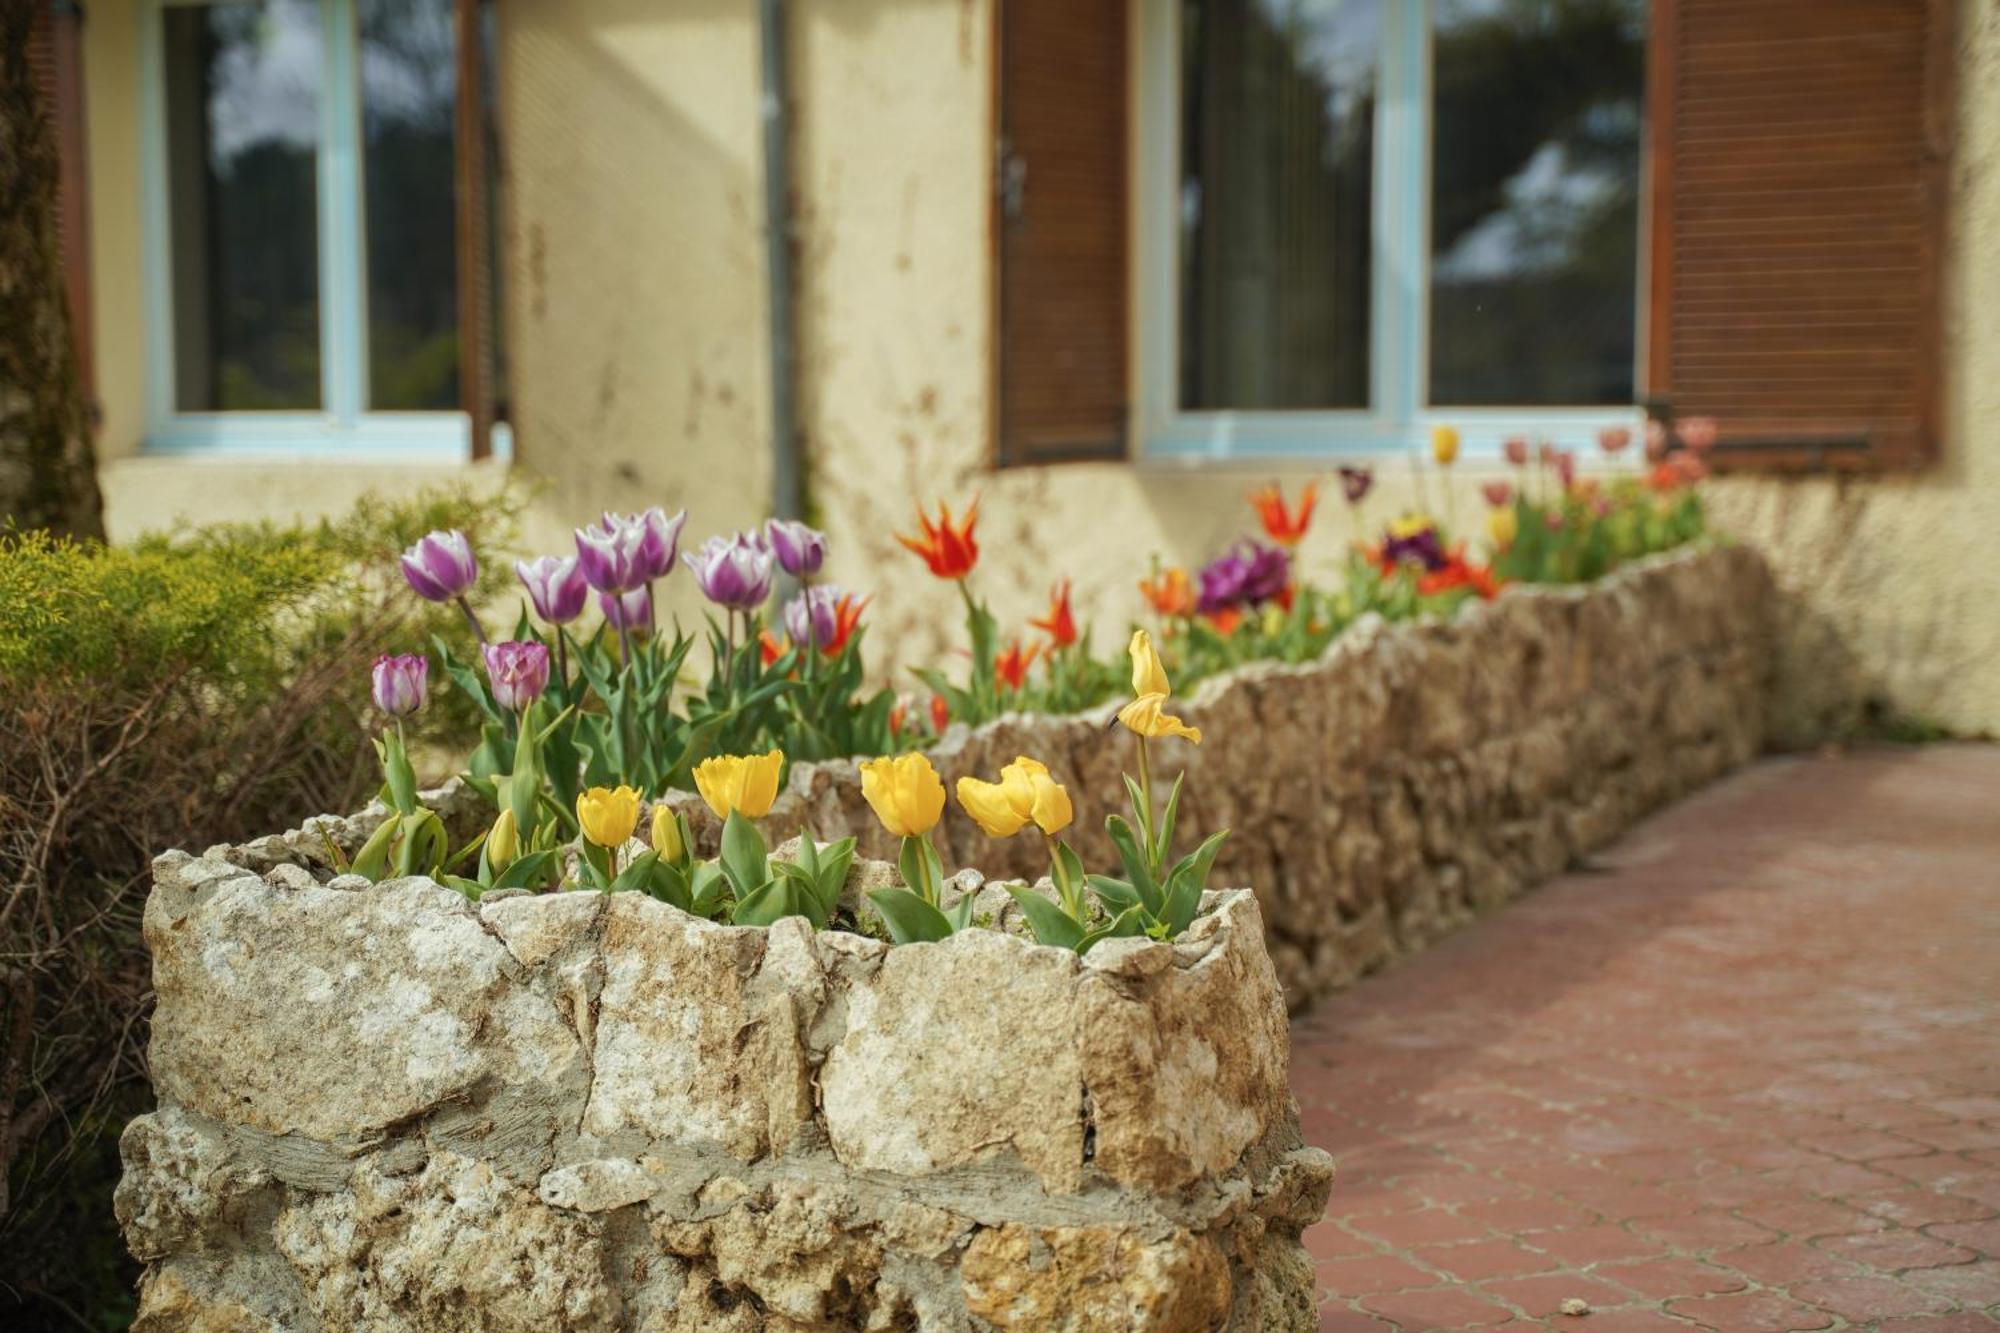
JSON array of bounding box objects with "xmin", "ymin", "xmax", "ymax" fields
[
  {"xmin": 141, "ymin": 0, "xmax": 498, "ymax": 456},
  {"xmin": 1138, "ymin": 0, "xmax": 1647, "ymax": 458}
]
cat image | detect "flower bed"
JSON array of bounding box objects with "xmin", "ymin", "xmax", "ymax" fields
[
  {"xmin": 667, "ymin": 544, "xmax": 1775, "ymax": 1010},
  {"xmin": 116, "ymin": 838, "xmax": 1331, "ymax": 1331}
]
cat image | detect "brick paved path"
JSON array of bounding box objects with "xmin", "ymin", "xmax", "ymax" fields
[{"xmin": 1291, "ymin": 745, "xmax": 2000, "ymax": 1332}]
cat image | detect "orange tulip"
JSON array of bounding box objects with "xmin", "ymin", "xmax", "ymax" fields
[
  {"xmin": 1030, "ymin": 579, "xmax": 1078, "ymax": 649},
  {"xmin": 1203, "ymin": 606, "xmax": 1244, "ymax": 635},
  {"xmin": 1139, "ymin": 566, "xmax": 1196, "ymax": 617},
  {"xmin": 929, "ymin": 694, "xmax": 950, "ymax": 733},
  {"xmin": 895, "ymin": 499, "xmax": 980, "ymax": 579},
  {"xmin": 994, "ymin": 638, "xmax": 1040, "ymax": 692},
  {"xmin": 818, "ymin": 591, "xmax": 869, "ymax": 657},
  {"xmin": 1250, "ymin": 482, "xmax": 1318, "ymax": 548},
  {"xmin": 758, "ymin": 629, "xmax": 786, "ymax": 668}
]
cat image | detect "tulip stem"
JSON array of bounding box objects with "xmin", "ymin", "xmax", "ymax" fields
[
  {"xmin": 1135, "ymin": 736, "xmax": 1155, "ymax": 849},
  {"xmin": 455, "ymin": 596, "xmax": 488, "ymax": 645},
  {"xmin": 555, "ymin": 631, "xmax": 570, "ymax": 695}
]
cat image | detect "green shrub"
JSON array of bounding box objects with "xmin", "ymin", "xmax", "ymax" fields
[{"xmin": 0, "ymin": 486, "xmax": 520, "ymax": 1329}]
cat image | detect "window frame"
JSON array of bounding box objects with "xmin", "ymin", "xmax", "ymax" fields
[
  {"xmin": 1134, "ymin": 0, "xmax": 1648, "ymax": 465},
  {"xmin": 137, "ymin": 0, "xmax": 490, "ymax": 461}
]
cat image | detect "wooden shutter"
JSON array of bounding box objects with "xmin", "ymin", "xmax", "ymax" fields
[
  {"xmin": 1648, "ymin": 0, "xmax": 1952, "ymax": 470},
  {"xmin": 454, "ymin": 0, "xmax": 498, "ymax": 458},
  {"xmin": 993, "ymin": 0, "xmax": 1129, "ymax": 466},
  {"xmin": 28, "ymin": 0, "xmax": 94, "ymax": 409}
]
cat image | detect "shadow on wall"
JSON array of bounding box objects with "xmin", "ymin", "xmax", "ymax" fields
[{"xmin": 502, "ymin": 0, "xmax": 773, "ymax": 546}]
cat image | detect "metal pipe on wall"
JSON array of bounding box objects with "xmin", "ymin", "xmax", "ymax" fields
[{"xmin": 757, "ymin": 0, "xmax": 804, "ymax": 523}]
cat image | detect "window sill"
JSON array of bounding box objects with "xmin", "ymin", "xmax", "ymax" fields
[
  {"xmin": 1139, "ymin": 406, "xmax": 1645, "ymax": 466},
  {"xmin": 142, "ymin": 414, "xmax": 512, "ymax": 464}
]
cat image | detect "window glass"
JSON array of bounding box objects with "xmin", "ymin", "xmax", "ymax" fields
[
  {"xmin": 1179, "ymin": 0, "xmax": 1379, "ymax": 411},
  {"xmin": 359, "ymin": 0, "xmax": 460, "ymax": 410},
  {"xmin": 163, "ymin": 0, "xmax": 322, "ymax": 410},
  {"xmin": 1428, "ymin": 0, "xmax": 1645, "ymax": 406}
]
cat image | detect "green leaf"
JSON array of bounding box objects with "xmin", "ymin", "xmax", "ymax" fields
[
  {"xmin": 609, "ymin": 849, "xmax": 662, "ymax": 895},
  {"xmin": 646, "ymin": 858, "xmax": 693, "ymax": 912},
  {"xmin": 1077, "ymin": 905, "xmax": 1147, "ymax": 956},
  {"xmin": 867, "ymin": 888, "xmax": 955, "ymax": 945},
  {"xmin": 1153, "ymin": 772, "xmax": 1186, "ymax": 867},
  {"xmin": 1121, "ymin": 773, "xmax": 1152, "ymax": 848},
  {"xmin": 491, "ymin": 849, "xmax": 557, "ymax": 893},
  {"xmin": 814, "ymin": 836, "xmax": 856, "ymax": 911},
  {"xmin": 898, "ymin": 834, "xmax": 942, "ymax": 906},
  {"xmin": 1104, "ymin": 815, "xmax": 1163, "ymax": 917},
  {"xmin": 1007, "ymin": 885, "xmax": 1086, "ymax": 951},
  {"xmin": 350, "ymin": 816, "xmax": 398, "ymax": 881},
  {"xmin": 689, "ymin": 862, "xmax": 729, "ymax": 917},
  {"xmin": 719, "ymin": 810, "xmax": 769, "ymax": 900},
  {"xmin": 946, "ymin": 892, "xmax": 976, "ymax": 932},
  {"xmin": 1053, "ymin": 840, "xmax": 1088, "ymax": 918},
  {"xmin": 1086, "ymin": 874, "xmax": 1141, "ymax": 914},
  {"xmin": 1162, "ymin": 829, "xmax": 1229, "ymax": 937},
  {"xmin": 730, "ymin": 877, "xmax": 797, "ymax": 927},
  {"xmin": 772, "ymin": 860, "xmax": 830, "ymax": 929}
]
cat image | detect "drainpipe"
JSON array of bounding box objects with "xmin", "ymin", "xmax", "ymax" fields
[{"xmin": 758, "ymin": 0, "xmax": 804, "ymax": 523}]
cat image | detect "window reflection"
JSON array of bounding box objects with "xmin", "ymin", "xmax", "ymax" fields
[
  {"xmin": 1428, "ymin": 0, "xmax": 1645, "ymax": 406},
  {"xmin": 360, "ymin": 0, "xmax": 459, "ymax": 410},
  {"xmin": 163, "ymin": 0, "xmax": 322, "ymax": 411},
  {"xmin": 1179, "ymin": 0, "xmax": 1378, "ymax": 411}
]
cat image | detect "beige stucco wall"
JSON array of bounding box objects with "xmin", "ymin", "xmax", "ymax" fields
[{"xmin": 84, "ymin": 0, "xmax": 2000, "ymax": 737}]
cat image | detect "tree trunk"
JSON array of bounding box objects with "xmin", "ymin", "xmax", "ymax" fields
[{"xmin": 0, "ymin": 0, "xmax": 103, "ymax": 541}]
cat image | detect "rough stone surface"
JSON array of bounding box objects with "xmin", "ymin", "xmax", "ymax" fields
[
  {"xmin": 667, "ymin": 545, "xmax": 1775, "ymax": 1011},
  {"xmin": 124, "ymin": 870, "xmax": 1326, "ymax": 1330}
]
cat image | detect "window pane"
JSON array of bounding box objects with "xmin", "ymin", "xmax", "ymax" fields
[
  {"xmin": 163, "ymin": 1, "xmax": 322, "ymax": 411},
  {"xmin": 360, "ymin": 0, "xmax": 459, "ymax": 410},
  {"xmin": 1179, "ymin": 0, "xmax": 1378, "ymax": 411},
  {"xmin": 1428, "ymin": 0, "xmax": 1645, "ymax": 406}
]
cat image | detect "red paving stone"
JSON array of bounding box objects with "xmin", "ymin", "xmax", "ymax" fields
[{"xmin": 1291, "ymin": 747, "xmax": 2000, "ymax": 1330}]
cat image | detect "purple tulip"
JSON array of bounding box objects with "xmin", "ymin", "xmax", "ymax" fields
[
  {"xmin": 1381, "ymin": 523, "xmax": 1448, "ymax": 572},
  {"xmin": 599, "ymin": 585, "xmax": 652, "ymax": 631},
  {"xmin": 604, "ymin": 507, "xmax": 686, "ymax": 582},
  {"xmin": 1195, "ymin": 550, "xmax": 1251, "ymax": 614},
  {"xmin": 783, "ymin": 583, "xmax": 846, "ymax": 649},
  {"xmin": 576, "ymin": 507, "xmax": 686, "ymax": 593},
  {"xmin": 1194, "ymin": 541, "xmax": 1288, "ymax": 614},
  {"xmin": 1338, "ymin": 466, "xmax": 1374, "ymax": 505},
  {"xmin": 683, "ymin": 531, "xmax": 775, "ymax": 609},
  {"xmin": 400, "ymin": 530, "xmax": 478, "ymax": 603},
  {"xmin": 765, "ymin": 517, "xmax": 828, "ymax": 577},
  {"xmin": 1239, "ymin": 542, "xmax": 1291, "ymax": 604},
  {"xmin": 515, "ymin": 555, "xmax": 589, "ymax": 625},
  {"xmin": 372, "ymin": 654, "xmax": 429, "ymax": 717},
  {"xmin": 481, "ymin": 641, "xmax": 550, "ymax": 712}
]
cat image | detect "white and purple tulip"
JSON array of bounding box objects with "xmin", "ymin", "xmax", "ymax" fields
[
  {"xmin": 783, "ymin": 583, "xmax": 846, "ymax": 649},
  {"xmin": 515, "ymin": 554, "xmax": 589, "ymax": 625},
  {"xmin": 400, "ymin": 530, "xmax": 479, "ymax": 603},
  {"xmin": 764, "ymin": 518, "xmax": 827, "ymax": 578},
  {"xmin": 481, "ymin": 641, "xmax": 551, "ymax": 712},
  {"xmin": 371, "ymin": 654, "xmax": 429, "ymax": 717},
  {"xmin": 598, "ymin": 585, "xmax": 653, "ymax": 631},
  {"xmin": 683, "ymin": 532, "xmax": 775, "ymax": 610}
]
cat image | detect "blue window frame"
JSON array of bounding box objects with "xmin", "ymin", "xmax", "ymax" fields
[
  {"xmin": 1136, "ymin": 0, "xmax": 1648, "ymax": 463},
  {"xmin": 138, "ymin": 0, "xmax": 494, "ymax": 459}
]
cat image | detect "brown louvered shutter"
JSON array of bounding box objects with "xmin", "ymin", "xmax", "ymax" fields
[
  {"xmin": 27, "ymin": 0, "xmax": 94, "ymax": 408},
  {"xmin": 994, "ymin": 0, "xmax": 1129, "ymax": 466},
  {"xmin": 1648, "ymin": 0, "xmax": 1952, "ymax": 470}
]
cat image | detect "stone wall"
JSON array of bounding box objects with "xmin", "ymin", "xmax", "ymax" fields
[
  {"xmin": 670, "ymin": 544, "xmax": 1776, "ymax": 1012},
  {"xmin": 119, "ymin": 857, "xmax": 1331, "ymax": 1331}
]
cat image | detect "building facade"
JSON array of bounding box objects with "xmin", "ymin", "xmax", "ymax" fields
[{"xmin": 41, "ymin": 0, "xmax": 2000, "ymax": 735}]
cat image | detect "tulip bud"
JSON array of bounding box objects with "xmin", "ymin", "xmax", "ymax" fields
[
  {"xmin": 651, "ymin": 804, "xmax": 685, "ymax": 861},
  {"xmin": 1431, "ymin": 425, "xmax": 1461, "ymax": 466},
  {"xmin": 488, "ymin": 808, "xmax": 519, "ymax": 873},
  {"xmin": 765, "ymin": 517, "xmax": 828, "ymax": 577},
  {"xmin": 400, "ymin": 530, "xmax": 479, "ymax": 602},
  {"xmin": 599, "ymin": 585, "xmax": 652, "ymax": 631},
  {"xmin": 482, "ymin": 640, "xmax": 551, "ymax": 712},
  {"xmin": 683, "ymin": 532, "xmax": 776, "ymax": 609},
  {"xmin": 515, "ymin": 555, "xmax": 589, "ymax": 625},
  {"xmin": 371, "ymin": 654, "xmax": 429, "ymax": 717}
]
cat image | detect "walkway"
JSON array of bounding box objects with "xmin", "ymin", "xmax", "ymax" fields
[{"xmin": 1291, "ymin": 745, "xmax": 2000, "ymax": 1332}]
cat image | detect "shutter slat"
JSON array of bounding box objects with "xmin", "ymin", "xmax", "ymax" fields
[
  {"xmin": 1651, "ymin": 0, "xmax": 1947, "ymax": 468},
  {"xmin": 995, "ymin": 0, "xmax": 1127, "ymax": 467}
]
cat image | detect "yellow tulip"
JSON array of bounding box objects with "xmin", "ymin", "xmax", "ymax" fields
[
  {"xmin": 1117, "ymin": 693, "xmax": 1202, "ymax": 744},
  {"xmin": 576, "ymin": 785, "xmax": 641, "ymax": 848},
  {"xmin": 487, "ymin": 808, "xmax": 519, "ymax": 872},
  {"xmin": 650, "ymin": 803, "xmax": 684, "ymax": 861},
  {"xmin": 1127, "ymin": 628, "xmax": 1170, "ymax": 699},
  {"xmin": 1388, "ymin": 513, "xmax": 1434, "ymax": 540},
  {"xmin": 1487, "ymin": 505, "xmax": 1519, "ymax": 549},
  {"xmin": 1431, "ymin": 424, "xmax": 1461, "ymax": 466},
  {"xmin": 693, "ymin": 749, "xmax": 784, "ymax": 820},
  {"xmin": 859, "ymin": 752, "xmax": 946, "ymax": 837},
  {"xmin": 956, "ymin": 756, "xmax": 1073, "ymax": 839}
]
